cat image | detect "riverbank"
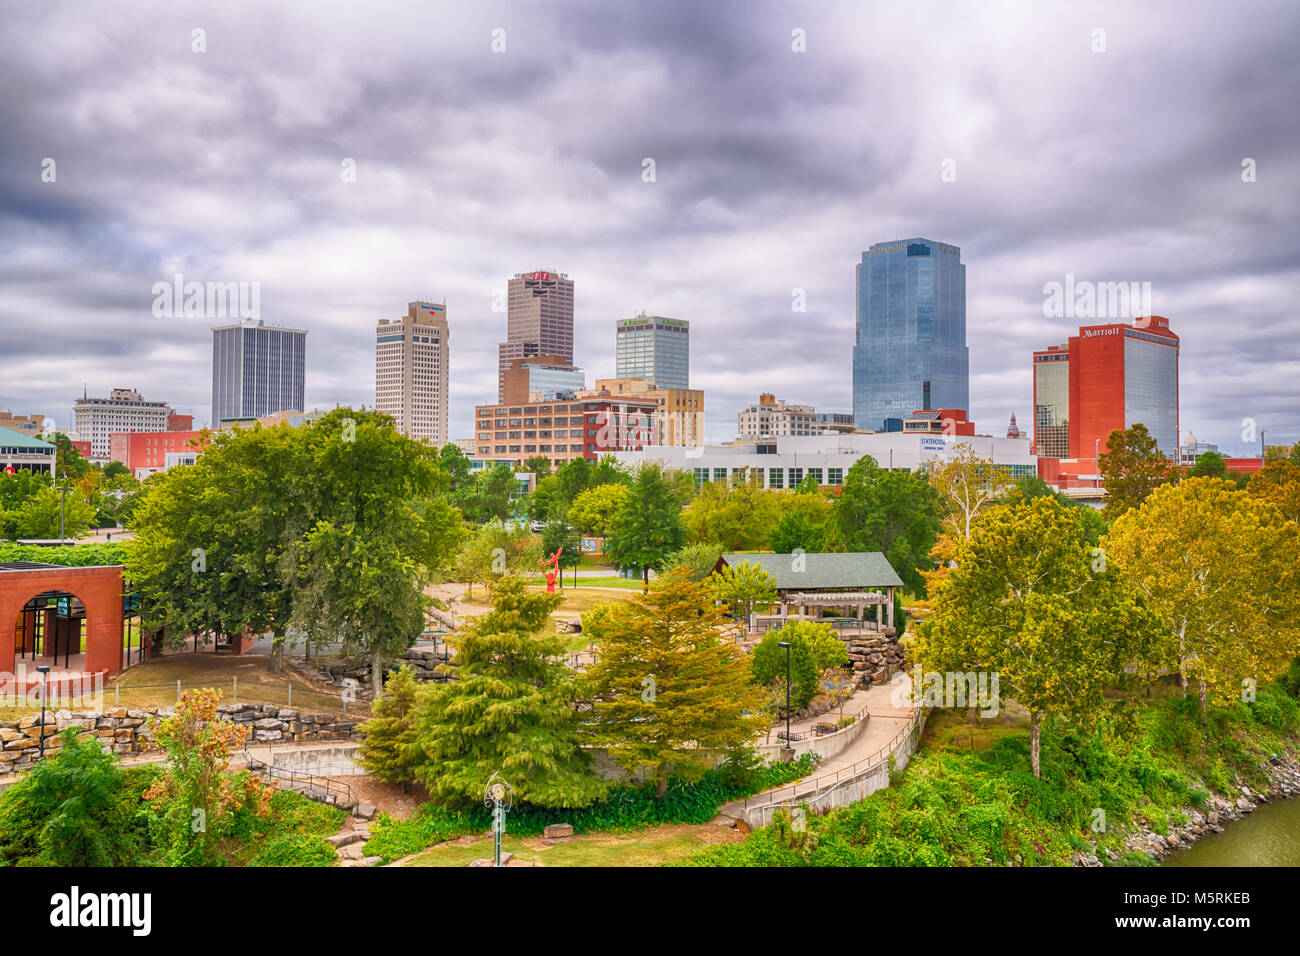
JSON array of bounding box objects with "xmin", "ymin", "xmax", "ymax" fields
[
  {"xmin": 675, "ymin": 686, "xmax": 1300, "ymax": 867},
  {"xmin": 1118, "ymin": 751, "xmax": 1300, "ymax": 865}
]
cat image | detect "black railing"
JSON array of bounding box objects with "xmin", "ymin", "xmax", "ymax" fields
[{"xmin": 242, "ymin": 740, "xmax": 356, "ymax": 808}]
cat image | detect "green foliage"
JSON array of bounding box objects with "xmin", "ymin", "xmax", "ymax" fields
[
  {"xmin": 540, "ymin": 498, "xmax": 582, "ymax": 578},
  {"xmin": 768, "ymin": 506, "xmax": 826, "ymax": 553},
  {"xmin": 604, "ymin": 463, "xmax": 686, "ymax": 588},
  {"xmin": 833, "ymin": 455, "xmax": 941, "ymax": 595},
  {"xmin": 582, "ymin": 570, "xmax": 768, "ymax": 793},
  {"xmin": 751, "ymin": 630, "xmax": 821, "ymax": 711},
  {"xmin": 250, "ymin": 834, "xmax": 339, "ymax": 867},
  {"xmin": 411, "ymin": 575, "xmax": 606, "ymax": 809},
  {"xmin": 707, "ymin": 559, "xmax": 777, "ymax": 622},
  {"xmin": 681, "ymin": 476, "xmax": 783, "ymax": 550},
  {"xmin": 358, "ymin": 666, "xmax": 422, "ymax": 784},
  {"xmin": 665, "ymin": 541, "xmax": 723, "ymax": 581},
  {"xmin": 0, "ymin": 541, "xmax": 132, "ymax": 567},
  {"xmin": 11, "ymin": 482, "xmax": 97, "ymax": 539},
  {"xmin": 1099, "ymin": 422, "xmax": 1174, "ymax": 520},
  {"xmin": 0, "ymin": 730, "xmax": 146, "ymax": 866},
  {"xmin": 568, "ymin": 482, "xmax": 630, "ymax": 537}
]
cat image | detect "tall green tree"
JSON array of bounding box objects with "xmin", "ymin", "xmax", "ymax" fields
[
  {"xmin": 605, "ymin": 463, "xmax": 686, "ymax": 590},
  {"xmin": 411, "ymin": 576, "xmax": 605, "ymax": 808},
  {"xmin": 568, "ymin": 482, "xmax": 630, "ymax": 537},
  {"xmin": 832, "ymin": 455, "xmax": 941, "ymax": 594},
  {"xmin": 358, "ymin": 666, "xmax": 422, "ymax": 790},
  {"xmin": 554, "ymin": 456, "xmax": 592, "ymax": 502},
  {"xmin": 582, "ymin": 570, "xmax": 766, "ymax": 794},
  {"xmin": 131, "ymin": 422, "xmax": 307, "ymax": 671},
  {"xmin": 914, "ymin": 497, "xmax": 1158, "ymax": 777},
  {"xmin": 284, "ymin": 409, "xmax": 458, "ymax": 692},
  {"xmin": 1099, "ymin": 422, "xmax": 1175, "ymax": 520}
]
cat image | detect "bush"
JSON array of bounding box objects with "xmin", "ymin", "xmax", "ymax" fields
[
  {"xmin": 751, "ymin": 631, "xmax": 820, "ymax": 710},
  {"xmin": 252, "ymin": 835, "xmax": 338, "ymax": 867}
]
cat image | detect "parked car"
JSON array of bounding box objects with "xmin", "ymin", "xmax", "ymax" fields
[{"xmin": 530, "ymin": 520, "xmax": 547, "ymax": 532}]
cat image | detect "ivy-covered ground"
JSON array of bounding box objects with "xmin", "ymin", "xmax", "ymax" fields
[{"xmin": 672, "ymin": 682, "xmax": 1300, "ymax": 867}]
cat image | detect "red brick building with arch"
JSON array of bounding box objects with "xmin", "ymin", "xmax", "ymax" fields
[{"xmin": 1, "ymin": 563, "xmax": 126, "ymax": 695}]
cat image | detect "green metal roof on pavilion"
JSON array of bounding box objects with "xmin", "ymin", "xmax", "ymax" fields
[
  {"xmin": 717, "ymin": 552, "xmax": 903, "ymax": 590},
  {"xmin": 0, "ymin": 425, "xmax": 54, "ymax": 449}
]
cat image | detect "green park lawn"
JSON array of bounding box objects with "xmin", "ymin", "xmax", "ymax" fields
[{"xmin": 403, "ymin": 824, "xmax": 744, "ymax": 867}]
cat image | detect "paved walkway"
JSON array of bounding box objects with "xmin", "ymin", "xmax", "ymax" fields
[{"xmin": 738, "ymin": 672, "xmax": 915, "ymax": 809}]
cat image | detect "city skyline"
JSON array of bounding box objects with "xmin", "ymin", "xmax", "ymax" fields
[{"xmin": 1, "ymin": 1, "xmax": 1297, "ymax": 453}]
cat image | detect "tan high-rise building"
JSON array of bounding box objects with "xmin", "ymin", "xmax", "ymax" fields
[
  {"xmin": 497, "ymin": 270, "xmax": 574, "ymax": 400},
  {"xmin": 580, "ymin": 378, "xmax": 705, "ymax": 447},
  {"xmin": 375, "ymin": 302, "xmax": 449, "ymax": 445}
]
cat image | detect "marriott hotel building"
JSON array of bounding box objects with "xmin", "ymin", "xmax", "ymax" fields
[{"xmin": 1033, "ymin": 317, "xmax": 1180, "ymax": 483}]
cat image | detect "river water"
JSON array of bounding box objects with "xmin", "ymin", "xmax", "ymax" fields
[{"xmin": 1162, "ymin": 797, "xmax": 1300, "ymax": 866}]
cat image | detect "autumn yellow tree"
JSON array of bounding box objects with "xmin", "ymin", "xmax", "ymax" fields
[
  {"xmin": 1247, "ymin": 460, "xmax": 1300, "ymax": 524},
  {"xmin": 143, "ymin": 689, "xmax": 273, "ymax": 866},
  {"xmin": 1106, "ymin": 477, "xmax": 1300, "ymax": 716},
  {"xmin": 926, "ymin": 444, "xmax": 1013, "ymax": 540}
]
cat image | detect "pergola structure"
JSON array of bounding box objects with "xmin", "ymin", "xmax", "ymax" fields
[{"xmin": 714, "ymin": 551, "xmax": 904, "ymax": 633}]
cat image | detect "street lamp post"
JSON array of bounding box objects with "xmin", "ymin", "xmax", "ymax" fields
[
  {"xmin": 36, "ymin": 665, "xmax": 50, "ymax": 760},
  {"xmin": 1094, "ymin": 437, "xmax": 1100, "ymax": 489},
  {"xmin": 778, "ymin": 641, "xmax": 792, "ymax": 754}
]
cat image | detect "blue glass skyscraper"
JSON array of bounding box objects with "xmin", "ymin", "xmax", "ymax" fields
[{"xmin": 852, "ymin": 238, "xmax": 969, "ymax": 431}]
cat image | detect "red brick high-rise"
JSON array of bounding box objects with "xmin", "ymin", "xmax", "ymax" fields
[{"xmin": 1033, "ymin": 317, "xmax": 1179, "ymax": 485}]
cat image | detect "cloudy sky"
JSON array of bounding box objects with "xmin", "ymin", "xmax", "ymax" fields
[{"xmin": 2, "ymin": 0, "xmax": 1297, "ymax": 453}]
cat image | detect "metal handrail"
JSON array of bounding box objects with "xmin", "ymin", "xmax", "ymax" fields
[
  {"xmin": 242, "ymin": 739, "xmax": 356, "ymax": 808},
  {"xmin": 744, "ymin": 707, "xmax": 925, "ymax": 810}
]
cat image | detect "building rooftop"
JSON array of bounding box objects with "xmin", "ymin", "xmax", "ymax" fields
[
  {"xmin": 0, "ymin": 425, "xmax": 54, "ymax": 449},
  {"xmin": 718, "ymin": 552, "xmax": 903, "ymax": 590}
]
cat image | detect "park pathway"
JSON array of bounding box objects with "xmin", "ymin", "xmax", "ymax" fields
[{"xmin": 721, "ymin": 672, "xmax": 920, "ymax": 826}]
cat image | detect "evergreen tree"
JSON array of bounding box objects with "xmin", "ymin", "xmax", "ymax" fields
[
  {"xmin": 582, "ymin": 570, "xmax": 766, "ymax": 795},
  {"xmin": 358, "ymin": 666, "xmax": 422, "ymax": 790},
  {"xmin": 411, "ymin": 576, "xmax": 605, "ymax": 808}
]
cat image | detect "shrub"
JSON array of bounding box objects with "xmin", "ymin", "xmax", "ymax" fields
[{"xmin": 252, "ymin": 835, "xmax": 338, "ymax": 867}]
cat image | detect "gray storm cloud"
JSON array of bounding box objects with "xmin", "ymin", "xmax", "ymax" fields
[{"xmin": 0, "ymin": 0, "xmax": 1296, "ymax": 450}]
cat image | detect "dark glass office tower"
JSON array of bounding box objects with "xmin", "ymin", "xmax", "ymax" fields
[{"xmin": 852, "ymin": 238, "xmax": 969, "ymax": 431}]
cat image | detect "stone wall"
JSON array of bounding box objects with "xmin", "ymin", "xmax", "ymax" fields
[
  {"xmin": 844, "ymin": 632, "xmax": 906, "ymax": 686},
  {"xmin": 0, "ymin": 703, "xmax": 357, "ymax": 781},
  {"xmin": 311, "ymin": 644, "xmax": 456, "ymax": 698}
]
